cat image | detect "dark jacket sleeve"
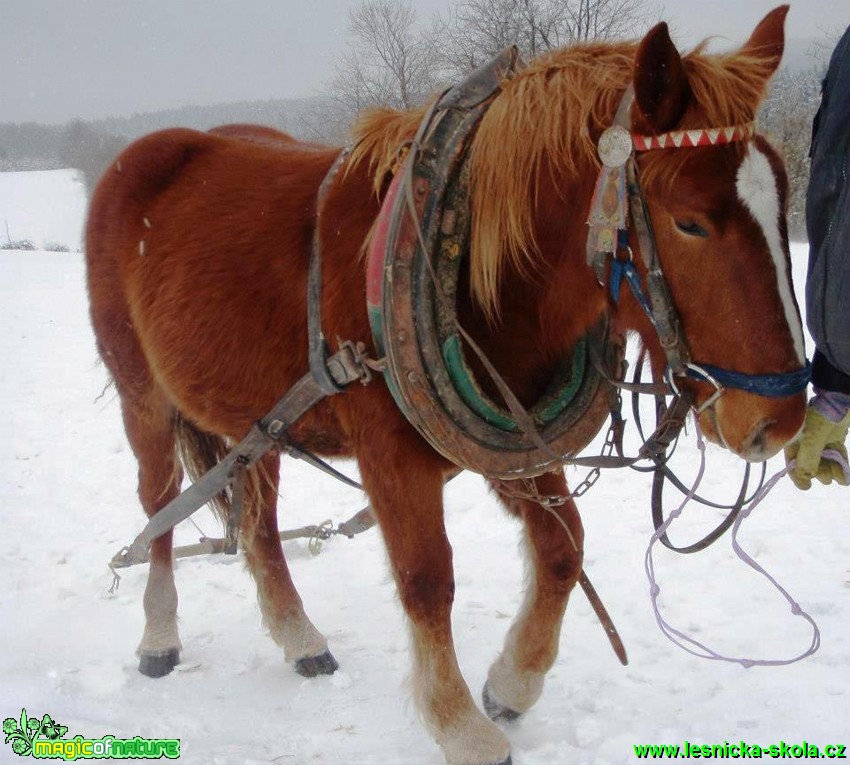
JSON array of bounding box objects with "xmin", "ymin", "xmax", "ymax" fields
[{"xmin": 806, "ymin": 24, "xmax": 850, "ymax": 393}]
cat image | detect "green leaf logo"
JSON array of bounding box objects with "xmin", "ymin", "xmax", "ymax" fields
[{"xmin": 3, "ymin": 708, "xmax": 68, "ymax": 757}]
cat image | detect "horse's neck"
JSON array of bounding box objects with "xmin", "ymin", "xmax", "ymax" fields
[
  {"xmin": 464, "ymin": 194, "xmax": 608, "ymax": 404},
  {"xmin": 493, "ymin": 172, "xmax": 607, "ymax": 379}
]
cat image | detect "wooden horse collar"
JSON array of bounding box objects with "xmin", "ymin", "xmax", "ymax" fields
[{"xmin": 366, "ymin": 48, "xmax": 617, "ymax": 480}]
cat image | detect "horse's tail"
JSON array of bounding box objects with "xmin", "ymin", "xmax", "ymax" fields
[
  {"xmin": 173, "ymin": 414, "xmax": 233, "ymax": 529},
  {"xmin": 172, "ymin": 415, "xmax": 272, "ymax": 533}
]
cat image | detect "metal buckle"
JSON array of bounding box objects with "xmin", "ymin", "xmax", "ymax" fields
[
  {"xmin": 615, "ymin": 245, "xmax": 634, "ymax": 263},
  {"xmin": 667, "ymin": 363, "xmax": 725, "ymax": 414}
]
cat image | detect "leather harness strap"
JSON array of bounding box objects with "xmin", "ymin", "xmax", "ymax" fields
[
  {"xmin": 308, "ymin": 149, "xmax": 352, "ymax": 395},
  {"xmin": 110, "ymin": 339, "xmax": 373, "ymax": 570}
]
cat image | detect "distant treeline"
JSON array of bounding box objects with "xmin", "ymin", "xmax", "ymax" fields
[
  {"xmin": 0, "ymin": 96, "xmax": 333, "ymax": 193},
  {"xmin": 0, "ymin": 38, "xmax": 829, "ymax": 239},
  {"xmin": 90, "ymin": 96, "xmax": 329, "ymax": 142}
]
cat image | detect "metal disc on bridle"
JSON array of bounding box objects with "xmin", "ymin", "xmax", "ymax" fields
[{"xmin": 597, "ymin": 125, "xmax": 633, "ymax": 168}]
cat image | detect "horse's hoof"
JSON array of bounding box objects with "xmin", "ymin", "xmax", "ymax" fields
[
  {"xmin": 482, "ymin": 682, "xmax": 521, "ymax": 723},
  {"xmin": 294, "ymin": 649, "xmax": 339, "ymax": 678},
  {"xmin": 138, "ymin": 648, "xmax": 180, "ymax": 678}
]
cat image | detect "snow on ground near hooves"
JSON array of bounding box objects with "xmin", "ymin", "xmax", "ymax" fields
[{"xmin": 0, "ymin": 173, "xmax": 847, "ymax": 764}]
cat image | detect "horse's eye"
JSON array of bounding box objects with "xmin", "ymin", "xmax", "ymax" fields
[{"xmin": 675, "ymin": 219, "xmax": 709, "ymax": 238}]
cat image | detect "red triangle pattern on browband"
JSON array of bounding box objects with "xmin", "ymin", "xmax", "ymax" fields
[{"xmin": 632, "ymin": 123, "xmax": 756, "ymax": 152}]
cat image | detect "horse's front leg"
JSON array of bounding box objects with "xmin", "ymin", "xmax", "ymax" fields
[
  {"xmin": 357, "ymin": 432, "xmax": 511, "ymax": 765},
  {"xmin": 484, "ymin": 470, "xmax": 583, "ymax": 721}
]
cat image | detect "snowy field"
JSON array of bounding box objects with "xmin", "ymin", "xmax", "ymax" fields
[
  {"xmin": 0, "ymin": 170, "xmax": 87, "ymax": 251},
  {"xmin": 0, "ymin": 171, "xmax": 848, "ymax": 764}
]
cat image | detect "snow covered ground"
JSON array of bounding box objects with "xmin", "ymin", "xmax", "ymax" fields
[
  {"xmin": 0, "ymin": 170, "xmax": 87, "ymax": 251},
  {"xmin": 0, "ymin": 172, "xmax": 848, "ymax": 764}
]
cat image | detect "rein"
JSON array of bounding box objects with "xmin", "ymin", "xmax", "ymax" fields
[
  {"xmin": 623, "ymin": 347, "xmax": 767, "ymax": 554},
  {"xmin": 643, "ymin": 431, "xmax": 850, "ymax": 668}
]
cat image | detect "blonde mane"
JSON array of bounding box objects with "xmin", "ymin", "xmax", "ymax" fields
[{"xmin": 350, "ymin": 38, "xmax": 779, "ymax": 316}]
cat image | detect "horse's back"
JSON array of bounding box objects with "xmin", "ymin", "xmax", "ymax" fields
[
  {"xmin": 208, "ymin": 123, "xmax": 297, "ymax": 145},
  {"xmin": 87, "ymin": 126, "xmax": 336, "ymax": 259},
  {"xmin": 206, "ymin": 123, "xmax": 330, "ymax": 152},
  {"xmin": 86, "ymin": 126, "xmax": 341, "ymax": 435}
]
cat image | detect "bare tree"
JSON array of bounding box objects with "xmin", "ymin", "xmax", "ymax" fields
[
  {"xmin": 349, "ymin": 0, "xmax": 438, "ymax": 108},
  {"xmin": 435, "ymin": 0, "xmax": 553, "ymax": 76},
  {"xmin": 565, "ymin": 0, "xmax": 654, "ymax": 42},
  {"xmin": 307, "ymin": 0, "xmax": 443, "ymax": 142},
  {"xmin": 436, "ymin": 0, "xmax": 655, "ymax": 79}
]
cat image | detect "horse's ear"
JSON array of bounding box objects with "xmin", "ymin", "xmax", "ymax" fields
[
  {"xmin": 633, "ymin": 22, "xmax": 692, "ymax": 134},
  {"xmin": 740, "ymin": 4, "xmax": 788, "ymax": 76}
]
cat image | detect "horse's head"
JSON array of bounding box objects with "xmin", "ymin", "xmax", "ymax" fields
[{"xmin": 617, "ymin": 5, "xmax": 806, "ymax": 461}]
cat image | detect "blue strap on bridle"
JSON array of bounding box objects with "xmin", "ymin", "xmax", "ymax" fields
[
  {"xmin": 686, "ymin": 361, "xmax": 812, "ymax": 398},
  {"xmin": 611, "ymin": 258, "xmax": 654, "ymax": 319},
  {"xmin": 607, "ymin": 245, "xmax": 813, "ymax": 399}
]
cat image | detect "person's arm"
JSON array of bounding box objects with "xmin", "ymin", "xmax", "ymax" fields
[{"xmin": 786, "ymin": 26, "xmax": 850, "ymax": 489}]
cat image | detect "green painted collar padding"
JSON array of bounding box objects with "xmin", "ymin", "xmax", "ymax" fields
[{"xmin": 441, "ymin": 334, "xmax": 588, "ymax": 433}]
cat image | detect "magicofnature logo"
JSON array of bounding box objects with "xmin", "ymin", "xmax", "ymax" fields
[{"xmin": 3, "ymin": 708, "xmax": 180, "ymax": 760}]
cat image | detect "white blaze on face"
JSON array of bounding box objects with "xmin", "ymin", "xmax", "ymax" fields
[{"xmin": 735, "ymin": 146, "xmax": 806, "ymax": 363}]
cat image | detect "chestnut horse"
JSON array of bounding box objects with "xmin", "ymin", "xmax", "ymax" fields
[{"xmin": 86, "ymin": 7, "xmax": 806, "ymax": 765}]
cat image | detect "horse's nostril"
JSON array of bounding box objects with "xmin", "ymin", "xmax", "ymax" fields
[{"xmin": 744, "ymin": 419, "xmax": 776, "ymax": 460}]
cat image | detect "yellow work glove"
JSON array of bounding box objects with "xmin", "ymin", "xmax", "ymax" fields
[{"xmin": 785, "ymin": 407, "xmax": 850, "ymax": 490}]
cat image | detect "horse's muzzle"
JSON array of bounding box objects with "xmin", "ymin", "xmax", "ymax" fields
[{"xmin": 697, "ymin": 389, "xmax": 807, "ymax": 462}]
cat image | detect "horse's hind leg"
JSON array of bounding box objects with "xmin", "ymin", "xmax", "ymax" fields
[
  {"xmin": 119, "ymin": 390, "xmax": 184, "ymax": 678},
  {"xmin": 240, "ymin": 452, "xmax": 337, "ymax": 677},
  {"xmin": 483, "ymin": 471, "xmax": 583, "ymax": 721}
]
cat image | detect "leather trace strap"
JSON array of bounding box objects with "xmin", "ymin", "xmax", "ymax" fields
[
  {"xmin": 309, "ymin": 149, "xmax": 352, "ymax": 395},
  {"xmin": 110, "ymin": 341, "xmax": 373, "ymax": 571}
]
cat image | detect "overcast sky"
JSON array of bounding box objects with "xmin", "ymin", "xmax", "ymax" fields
[{"xmin": 3, "ymin": 0, "xmax": 848, "ymax": 124}]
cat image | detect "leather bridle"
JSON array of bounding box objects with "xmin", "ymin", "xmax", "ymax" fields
[{"xmin": 586, "ymin": 87, "xmax": 812, "ymax": 414}]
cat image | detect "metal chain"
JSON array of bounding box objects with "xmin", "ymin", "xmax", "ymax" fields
[{"xmin": 491, "ymin": 415, "xmax": 623, "ymax": 507}]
